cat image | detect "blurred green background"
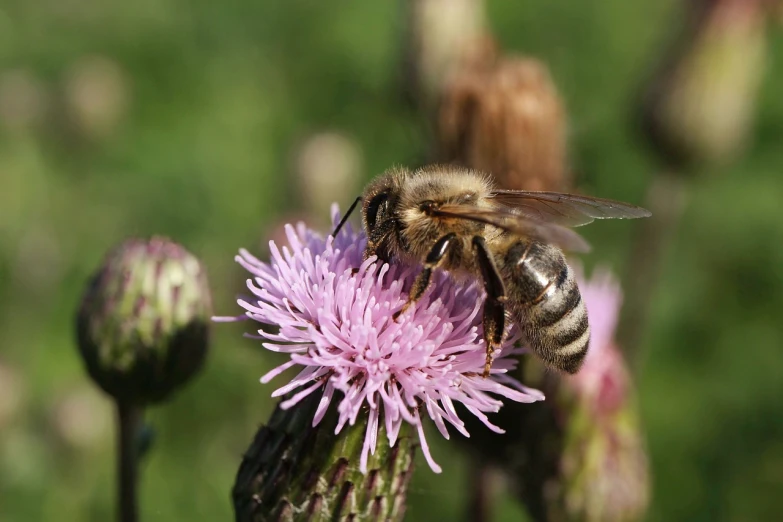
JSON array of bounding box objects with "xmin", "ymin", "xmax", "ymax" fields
[{"xmin": 2, "ymin": 0, "xmax": 783, "ymax": 520}]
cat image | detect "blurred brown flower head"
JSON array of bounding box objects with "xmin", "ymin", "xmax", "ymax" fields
[{"xmin": 438, "ymin": 56, "xmax": 570, "ymax": 191}]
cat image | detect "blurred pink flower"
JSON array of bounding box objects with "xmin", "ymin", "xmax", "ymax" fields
[
  {"xmin": 555, "ymin": 266, "xmax": 649, "ymax": 521},
  {"xmin": 216, "ymin": 206, "xmax": 544, "ymax": 473},
  {"xmin": 567, "ymin": 266, "xmax": 629, "ymax": 414}
]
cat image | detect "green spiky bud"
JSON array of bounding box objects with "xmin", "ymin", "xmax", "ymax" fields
[
  {"xmin": 233, "ymin": 392, "xmax": 416, "ymax": 522},
  {"xmin": 76, "ymin": 237, "xmax": 211, "ymax": 405}
]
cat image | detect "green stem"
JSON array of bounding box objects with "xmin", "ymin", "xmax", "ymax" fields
[
  {"xmin": 117, "ymin": 401, "xmax": 143, "ymax": 522},
  {"xmin": 618, "ymin": 172, "xmax": 688, "ymax": 372},
  {"xmin": 233, "ymin": 392, "xmax": 416, "ymax": 522},
  {"xmin": 466, "ymin": 460, "xmax": 496, "ymax": 522}
]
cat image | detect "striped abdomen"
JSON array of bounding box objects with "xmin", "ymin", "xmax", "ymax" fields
[{"xmin": 504, "ymin": 241, "xmax": 590, "ymax": 373}]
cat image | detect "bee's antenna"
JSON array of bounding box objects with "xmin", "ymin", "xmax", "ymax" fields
[{"xmin": 332, "ymin": 196, "xmax": 362, "ymax": 237}]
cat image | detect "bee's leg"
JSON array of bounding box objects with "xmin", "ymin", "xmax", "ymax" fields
[
  {"xmin": 471, "ymin": 236, "xmax": 507, "ymax": 378},
  {"xmin": 393, "ymin": 232, "xmax": 457, "ymax": 320}
]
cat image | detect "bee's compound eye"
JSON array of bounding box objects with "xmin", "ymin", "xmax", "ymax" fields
[{"xmin": 366, "ymin": 193, "xmax": 389, "ymax": 229}]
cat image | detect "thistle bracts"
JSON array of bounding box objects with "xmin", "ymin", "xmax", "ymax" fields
[{"xmin": 233, "ymin": 393, "xmax": 415, "ymax": 522}]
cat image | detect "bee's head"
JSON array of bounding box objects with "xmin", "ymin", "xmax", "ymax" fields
[
  {"xmin": 361, "ymin": 169, "xmax": 405, "ymax": 235},
  {"xmin": 360, "ymin": 168, "xmax": 407, "ymax": 259}
]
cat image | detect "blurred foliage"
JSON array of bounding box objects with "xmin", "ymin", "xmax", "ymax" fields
[{"xmin": 1, "ymin": 0, "xmax": 782, "ymax": 521}]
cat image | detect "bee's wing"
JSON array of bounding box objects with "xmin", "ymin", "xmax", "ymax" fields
[
  {"xmin": 489, "ymin": 190, "xmax": 652, "ymax": 227},
  {"xmin": 433, "ymin": 205, "xmax": 592, "ymax": 253}
]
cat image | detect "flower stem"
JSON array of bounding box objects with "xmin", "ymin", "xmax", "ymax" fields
[
  {"xmin": 116, "ymin": 400, "xmax": 142, "ymax": 522},
  {"xmin": 618, "ymin": 172, "xmax": 688, "ymax": 372},
  {"xmin": 233, "ymin": 391, "xmax": 416, "ymax": 522},
  {"xmin": 466, "ymin": 460, "xmax": 496, "ymax": 522}
]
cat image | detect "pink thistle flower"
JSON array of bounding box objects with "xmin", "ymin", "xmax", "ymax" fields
[
  {"xmin": 567, "ymin": 266, "xmax": 629, "ymax": 414},
  {"xmin": 215, "ymin": 206, "xmax": 544, "ymax": 473},
  {"xmin": 557, "ymin": 266, "xmax": 650, "ymax": 520}
]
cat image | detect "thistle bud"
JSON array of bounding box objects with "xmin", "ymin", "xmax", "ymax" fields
[
  {"xmin": 462, "ymin": 269, "xmax": 650, "ymax": 522},
  {"xmin": 639, "ymin": 0, "xmax": 768, "ymax": 169},
  {"xmin": 533, "ymin": 271, "xmax": 650, "ymax": 521},
  {"xmin": 555, "ymin": 374, "xmax": 649, "ymax": 522},
  {"xmin": 438, "ymin": 56, "xmax": 570, "ymax": 191},
  {"xmin": 76, "ymin": 237, "xmax": 211, "ymax": 405}
]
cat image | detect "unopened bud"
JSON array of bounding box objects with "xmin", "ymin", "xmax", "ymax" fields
[
  {"xmin": 438, "ymin": 56, "xmax": 570, "ymax": 191},
  {"xmin": 76, "ymin": 237, "xmax": 211, "ymax": 405},
  {"xmin": 639, "ymin": 0, "xmax": 767, "ymax": 169},
  {"xmin": 403, "ymin": 0, "xmax": 492, "ymax": 112},
  {"xmin": 556, "ymin": 371, "xmax": 650, "ymax": 522},
  {"xmin": 293, "ymin": 132, "xmax": 363, "ymax": 223},
  {"xmin": 547, "ymin": 270, "xmax": 650, "ymax": 521},
  {"xmin": 63, "ymin": 55, "xmax": 130, "ymax": 140}
]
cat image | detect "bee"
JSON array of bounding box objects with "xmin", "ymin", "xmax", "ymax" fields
[{"xmin": 333, "ymin": 165, "xmax": 651, "ymax": 377}]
